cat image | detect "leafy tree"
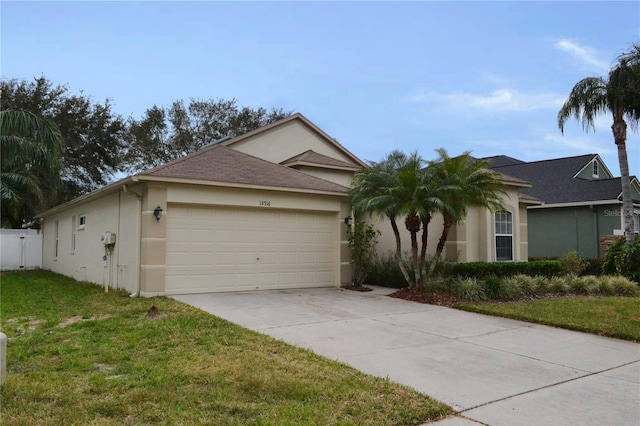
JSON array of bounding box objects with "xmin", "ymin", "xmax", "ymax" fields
[
  {"xmin": 124, "ymin": 99, "xmax": 292, "ymax": 172},
  {"xmin": 0, "ymin": 77, "xmax": 128, "ymax": 200},
  {"xmin": 1, "ymin": 110, "xmax": 63, "ymax": 228},
  {"xmin": 429, "ymin": 149, "xmax": 506, "ymax": 277},
  {"xmin": 558, "ymin": 43, "xmax": 640, "ymax": 246}
]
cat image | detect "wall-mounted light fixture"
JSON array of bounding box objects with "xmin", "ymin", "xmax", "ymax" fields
[
  {"xmin": 344, "ymin": 216, "xmax": 353, "ymax": 227},
  {"xmin": 153, "ymin": 206, "xmax": 163, "ymax": 222}
]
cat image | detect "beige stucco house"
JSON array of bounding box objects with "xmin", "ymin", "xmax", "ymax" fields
[{"xmin": 39, "ymin": 113, "xmax": 535, "ymax": 296}]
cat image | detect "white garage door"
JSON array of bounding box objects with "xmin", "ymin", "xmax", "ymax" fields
[{"xmin": 165, "ymin": 205, "xmax": 337, "ymax": 294}]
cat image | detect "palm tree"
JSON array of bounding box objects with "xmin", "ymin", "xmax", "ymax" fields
[
  {"xmin": 350, "ymin": 150, "xmax": 412, "ymax": 284},
  {"xmin": 558, "ymin": 43, "xmax": 640, "ymax": 245},
  {"xmin": 350, "ymin": 151, "xmax": 447, "ymax": 286},
  {"xmin": 1, "ymin": 109, "xmax": 63, "ymax": 228},
  {"xmin": 428, "ymin": 149, "xmax": 506, "ymax": 277}
]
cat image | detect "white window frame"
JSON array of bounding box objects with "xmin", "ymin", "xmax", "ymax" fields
[
  {"xmin": 71, "ymin": 216, "xmax": 77, "ymax": 254},
  {"xmin": 592, "ymin": 160, "xmax": 599, "ymax": 178},
  {"xmin": 78, "ymin": 214, "xmax": 86, "ymax": 230},
  {"xmin": 495, "ymin": 211, "xmax": 513, "ymax": 262},
  {"xmin": 634, "ymin": 212, "xmax": 639, "ymax": 235},
  {"xmin": 54, "ymin": 220, "xmax": 59, "ymax": 259}
]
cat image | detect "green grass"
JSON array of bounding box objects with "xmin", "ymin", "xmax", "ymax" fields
[
  {"xmin": 0, "ymin": 270, "xmax": 451, "ymax": 425},
  {"xmin": 457, "ymin": 297, "xmax": 640, "ymax": 342}
]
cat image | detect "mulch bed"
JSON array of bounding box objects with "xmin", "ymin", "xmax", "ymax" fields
[{"xmin": 389, "ymin": 287, "xmax": 461, "ymax": 307}]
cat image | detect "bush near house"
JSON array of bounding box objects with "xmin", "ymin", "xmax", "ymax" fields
[
  {"xmin": 367, "ymin": 256, "xmax": 567, "ymax": 288},
  {"xmin": 602, "ymin": 236, "xmax": 640, "ymax": 282}
]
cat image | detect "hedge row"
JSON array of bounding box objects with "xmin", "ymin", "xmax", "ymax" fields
[{"xmin": 441, "ymin": 260, "xmax": 563, "ymax": 279}]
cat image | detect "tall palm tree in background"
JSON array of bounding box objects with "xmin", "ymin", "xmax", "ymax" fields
[
  {"xmin": 1, "ymin": 109, "xmax": 63, "ymax": 228},
  {"xmin": 558, "ymin": 43, "xmax": 640, "ymax": 245},
  {"xmin": 428, "ymin": 149, "xmax": 506, "ymax": 278}
]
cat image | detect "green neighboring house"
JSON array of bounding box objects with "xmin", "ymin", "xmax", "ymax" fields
[{"xmin": 484, "ymin": 154, "xmax": 640, "ymax": 259}]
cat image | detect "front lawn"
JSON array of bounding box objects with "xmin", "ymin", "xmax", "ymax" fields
[
  {"xmin": 0, "ymin": 270, "xmax": 451, "ymax": 425},
  {"xmin": 457, "ymin": 297, "xmax": 640, "ymax": 342}
]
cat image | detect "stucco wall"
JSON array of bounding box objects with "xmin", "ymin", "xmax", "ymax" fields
[
  {"xmin": 290, "ymin": 167, "xmax": 355, "ymax": 188},
  {"xmin": 42, "ymin": 190, "xmax": 140, "ymax": 293},
  {"xmin": 230, "ymin": 120, "xmax": 355, "ymax": 165}
]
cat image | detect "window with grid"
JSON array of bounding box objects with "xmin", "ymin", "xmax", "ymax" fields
[
  {"xmin": 495, "ymin": 211, "xmax": 513, "ymax": 262},
  {"xmin": 592, "ymin": 160, "xmax": 599, "ymax": 177}
]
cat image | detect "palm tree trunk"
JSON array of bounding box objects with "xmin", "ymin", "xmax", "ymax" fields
[
  {"xmin": 611, "ymin": 114, "xmax": 635, "ymax": 245},
  {"xmin": 390, "ymin": 216, "xmax": 412, "ymax": 286},
  {"xmin": 428, "ymin": 213, "xmax": 454, "ymax": 280},
  {"xmin": 419, "ymin": 215, "xmax": 431, "ymax": 264}
]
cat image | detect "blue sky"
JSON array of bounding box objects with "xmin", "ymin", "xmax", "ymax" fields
[{"xmin": 2, "ymin": 1, "xmax": 639, "ymax": 177}]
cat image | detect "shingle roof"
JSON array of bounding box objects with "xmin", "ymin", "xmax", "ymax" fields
[
  {"xmin": 483, "ymin": 155, "xmax": 526, "ymax": 168},
  {"xmin": 281, "ymin": 150, "xmax": 360, "ymax": 170},
  {"xmin": 141, "ymin": 144, "xmax": 350, "ymax": 194},
  {"xmin": 485, "ymin": 153, "xmax": 636, "ymax": 204}
]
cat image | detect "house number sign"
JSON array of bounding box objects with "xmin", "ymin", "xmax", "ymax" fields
[{"xmin": 259, "ymin": 200, "xmax": 271, "ymax": 206}]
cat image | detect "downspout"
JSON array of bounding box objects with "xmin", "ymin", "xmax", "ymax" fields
[{"xmin": 122, "ymin": 184, "xmax": 142, "ymax": 297}]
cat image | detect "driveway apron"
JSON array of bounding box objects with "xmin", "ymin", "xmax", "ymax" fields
[{"xmin": 173, "ymin": 287, "xmax": 640, "ymax": 426}]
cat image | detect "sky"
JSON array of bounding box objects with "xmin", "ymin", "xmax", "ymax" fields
[{"xmin": 2, "ymin": 1, "xmax": 639, "ymax": 178}]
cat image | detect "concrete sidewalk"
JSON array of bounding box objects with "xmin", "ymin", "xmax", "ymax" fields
[{"xmin": 173, "ymin": 287, "xmax": 640, "ymax": 425}]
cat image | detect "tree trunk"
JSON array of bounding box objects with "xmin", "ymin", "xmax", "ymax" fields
[
  {"xmin": 390, "ymin": 216, "xmax": 412, "ymax": 286},
  {"xmin": 419, "ymin": 215, "xmax": 431, "ymax": 285},
  {"xmin": 419, "ymin": 215, "xmax": 431, "ymax": 265},
  {"xmin": 428, "ymin": 213, "xmax": 454, "ymax": 280},
  {"xmin": 611, "ymin": 113, "xmax": 635, "ymax": 245}
]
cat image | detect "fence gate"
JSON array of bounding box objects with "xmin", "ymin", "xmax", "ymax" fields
[{"xmin": 0, "ymin": 229, "xmax": 43, "ymax": 271}]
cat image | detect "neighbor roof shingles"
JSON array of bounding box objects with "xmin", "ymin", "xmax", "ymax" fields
[
  {"xmin": 141, "ymin": 145, "xmax": 350, "ymax": 194},
  {"xmin": 485, "ymin": 154, "xmax": 635, "ymax": 204}
]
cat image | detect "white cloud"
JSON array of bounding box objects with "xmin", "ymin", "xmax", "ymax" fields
[
  {"xmin": 554, "ymin": 39, "xmax": 610, "ymax": 72},
  {"xmin": 405, "ymin": 88, "xmax": 565, "ymax": 113}
]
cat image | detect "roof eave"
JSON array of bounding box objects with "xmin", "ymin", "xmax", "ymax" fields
[
  {"xmin": 285, "ymin": 161, "xmax": 360, "ymax": 172},
  {"xmin": 137, "ymin": 175, "xmax": 349, "ymax": 197},
  {"xmin": 37, "ymin": 176, "xmax": 138, "ymax": 218}
]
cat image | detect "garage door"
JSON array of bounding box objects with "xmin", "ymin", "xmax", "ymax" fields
[{"xmin": 165, "ymin": 205, "xmax": 337, "ymax": 294}]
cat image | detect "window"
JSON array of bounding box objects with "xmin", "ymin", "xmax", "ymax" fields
[
  {"xmin": 634, "ymin": 213, "xmax": 639, "ymax": 234},
  {"xmin": 54, "ymin": 221, "xmax": 59, "ymax": 259},
  {"xmin": 78, "ymin": 214, "xmax": 86, "ymax": 229},
  {"xmin": 71, "ymin": 216, "xmax": 77, "ymax": 254},
  {"xmin": 592, "ymin": 160, "xmax": 599, "ymax": 178},
  {"xmin": 495, "ymin": 211, "xmax": 513, "ymax": 262}
]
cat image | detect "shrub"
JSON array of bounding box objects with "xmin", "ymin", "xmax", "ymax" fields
[
  {"xmin": 367, "ymin": 254, "xmax": 406, "ymax": 288},
  {"xmin": 452, "ymin": 277, "xmax": 485, "ymax": 301},
  {"xmin": 424, "ymin": 276, "xmax": 452, "ymax": 293},
  {"xmin": 591, "ymin": 277, "xmax": 615, "ymax": 296},
  {"xmin": 347, "ymin": 222, "xmax": 381, "ymax": 287},
  {"xmin": 559, "ymin": 250, "xmax": 588, "ymax": 276},
  {"xmin": 602, "ymin": 236, "xmax": 640, "ymax": 282},
  {"xmin": 548, "ymin": 276, "xmax": 569, "ymax": 294},
  {"xmin": 443, "ymin": 260, "xmax": 563, "ymax": 279},
  {"xmin": 605, "ymin": 276, "xmax": 640, "ymax": 296},
  {"xmin": 567, "ymin": 275, "xmax": 598, "ymax": 295},
  {"xmin": 508, "ymin": 274, "xmax": 539, "ymax": 296},
  {"xmin": 483, "ymin": 276, "xmax": 520, "ymax": 300}
]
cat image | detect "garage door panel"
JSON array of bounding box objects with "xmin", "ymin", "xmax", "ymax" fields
[{"xmin": 165, "ymin": 205, "xmax": 337, "ymax": 294}]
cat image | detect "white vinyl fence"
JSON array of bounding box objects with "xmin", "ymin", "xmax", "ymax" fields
[{"xmin": 0, "ymin": 229, "xmax": 43, "ymax": 271}]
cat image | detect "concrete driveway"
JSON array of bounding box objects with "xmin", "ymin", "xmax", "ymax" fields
[{"xmin": 173, "ymin": 286, "xmax": 640, "ymax": 425}]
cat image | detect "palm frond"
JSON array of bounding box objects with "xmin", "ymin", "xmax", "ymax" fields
[{"xmin": 558, "ymin": 77, "xmax": 609, "ymax": 133}]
